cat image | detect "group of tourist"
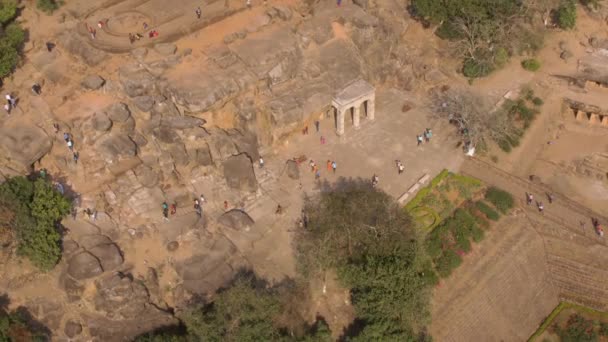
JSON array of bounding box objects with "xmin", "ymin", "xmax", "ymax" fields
[{"xmin": 416, "ymin": 128, "xmax": 433, "ymax": 146}]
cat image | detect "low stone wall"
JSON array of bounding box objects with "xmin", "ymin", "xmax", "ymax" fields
[{"xmin": 397, "ymin": 173, "xmax": 430, "ymax": 205}]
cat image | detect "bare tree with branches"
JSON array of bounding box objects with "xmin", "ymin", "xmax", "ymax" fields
[{"xmin": 429, "ymin": 87, "xmax": 517, "ymax": 150}]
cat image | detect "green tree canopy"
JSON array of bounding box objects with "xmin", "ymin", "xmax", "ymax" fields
[
  {"xmin": 0, "ymin": 176, "xmax": 70, "ymax": 270},
  {"xmin": 297, "ymin": 179, "xmax": 432, "ymax": 340},
  {"xmin": 182, "ymin": 276, "xmax": 283, "ymax": 342}
]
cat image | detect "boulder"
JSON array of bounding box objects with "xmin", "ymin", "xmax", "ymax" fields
[
  {"xmin": 59, "ymin": 31, "xmax": 107, "ymax": 66},
  {"xmin": 218, "ymin": 209, "xmax": 254, "ymax": 230},
  {"xmin": 89, "ymin": 243, "xmax": 123, "ymax": 271},
  {"xmin": 134, "ymin": 164, "xmax": 159, "ymax": 187},
  {"xmin": 61, "ymin": 275, "xmax": 85, "ymax": 302},
  {"xmin": 133, "ymin": 95, "xmax": 155, "ymax": 112},
  {"xmin": 167, "ymin": 241, "xmax": 179, "ymax": 252},
  {"xmin": 67, "ymin": 252, "xmax": 103, "ymax": 280},
  {"xmin": 78, "ymin": 234, "xmax": 113, "ymax": 249},
  {"xmin": 161, "ymin": 115, "xmax": 206, "ymax": 129},
  {"xmin": 91, "ymin": 112, "xmax": 112, "ymax": 131},
  {"xmin": 0, "ymin": 124, "xmax": 52, "ymax": 173},
  {"xmin": 62, "ymin": 239, "xmax": 80, "ymax": 256},
  {"xmin": 153, "ymin": 126, "xmax": 181, "ymax": 144},
  {"xmin": 81, "ymin": 75, "xmax": 105, "ymax": 90},
  {"xmin": 119, "ymin": 64, "xmax": 157, "ymax": 97},
  {"xmin": 97, "ymin": 134, "xmax": 138, "ymax": 161},
  {"xmin": 154, "ymin": 43, "xmax": 177, "ymax": 56},
  {"xmin": 286, "ymin": 159, "xmax": 299, "ymax": 179},
  {"xmin": 105, "ymin": 103, "xmax": 131, "ymax": 122},
  {"xmin": 94, "ymin": 273, "xmax": 150, "ymax": 319},
  {"xmin": 64, "ymin": 320, "xmax": 83, "ymax": 338},
  {"xmin": 193, "ymin": 144, "xmax": 213, "ymax": 166},
  {"xmin": 352, "ymin": 0, "xmax": 368, "ymax": 8},
  {"xmin": 246, "ymin": 14, "xmax": 271, "ymax": 33},
  {"xmin": 273, "ymin": 5, "xmax": 292, "ymax": 20},
  {"xmin": 131, "ymin": 47, "xmax": 148, "ymax": 60},
  {"xmin": 222, "ymin": 153, "xmax": 258, "ymax": 192}
]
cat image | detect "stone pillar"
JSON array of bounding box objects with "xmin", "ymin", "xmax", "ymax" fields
[
  {"xmin": 353, "ymin": 105, "xmax": 361, "ymax": 129},
  {"xmin": 590, "ymin": 113, "xmax": 600, "ymax": 124},
  {"xmin": 337, "ymin": 108, "xmax": 345, "ymax": 136},
  {"xmin": 602, "ymin": 115, "xmax": 608, "ymax": 126},
  {"xmin": 367, "ymin": 96, "xmax": 375, "ymax": 120}
]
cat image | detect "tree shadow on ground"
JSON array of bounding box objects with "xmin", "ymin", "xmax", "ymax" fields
[{"xmin": 0, "ymin": 293, "xmax": 52, "ymax": 340}]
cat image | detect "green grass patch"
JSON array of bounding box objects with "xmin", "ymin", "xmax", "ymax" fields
[{"xmin": 435, "ymin": 249, "xmax": 462, "ymax": 278}]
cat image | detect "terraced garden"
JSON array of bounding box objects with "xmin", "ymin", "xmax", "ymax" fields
[
  {"xmin": 529, "ymin": 302, "xmax": 608, "ymax": 342},
  {"xmin": 406, "ymin": 170, "xmax": 514, "ymax": 281}
]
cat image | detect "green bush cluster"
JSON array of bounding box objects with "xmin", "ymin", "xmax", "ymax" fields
[
  {"xmin": 553, "ymin": 314, "xmax": 597, "ymax": 341},
  {"xmin": 426, "ymin": 208, "xmax": 486, "ymax": 278},
  {"xmin": 521, "ymin": 58, "xmax": 541, "ymax": 72},
  {"xmin": 0, "ymin": 176, "xmax": 70, "ymax": 270},
  {"xmin": 557, "ymin": 0, "xmax": 577, "ymax": 30},
  {"xmin": 496, "ymin": 93, "xmax": 541, "ymax": 152},
  {"xmin": 485, "ymin": 187, "xmax": 514, "ymax": 214},
  {"xmin": 0, "ymin": 0, "xmax": 25, "ymax": 79},
  {"xmin": 36, "ymin": 0, "xmax": 62, "ymax": 14},
  {"xmin": 475, "ymin": 201, "xmax": 500, "ymax": 221}
]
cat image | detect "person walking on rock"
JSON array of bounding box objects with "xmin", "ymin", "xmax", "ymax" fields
[
  {"xmin": 67, "ymin": 139, "xmax": 74, "ymax": 151},
  {"xmin": 315, "ymin": 120, "xmax": 320, "ymax": 132},
  {"xmin": 417, "ymin": 135, "xmax": 423, "ymax": 146},
  {"xmin": 547, "ymin": 193, "xmax": 554, "ymax": 204},
  {"xmin": 73, "ymin": 151, "xmax": 79, "ymax": 164},
  {"xmin": 372, "ymin": 174, "xmax": 379, "ymax": 187},
  {"xmin": 32, "ymin": 83, "xmax": 41, "ymax": 95},
  {"xmin": 224, "ymin": 200, "xmax": 229, "ymax": 210},
  {"xmin": 5, "ymin": 94, "xmax": 15, "ymax": 108},
  {"xmin": 195, "ymin": 6, "xmax": 202, "ymax": 19},
  {"xmin": 259, "ymin": 157, "xmax": 265, "ymax": 168},
  {"xmin": 162, "ymin": 202, "xmax": 169, "ymax": 221},
  {"xmin": 170, "ymin": 203, "xmax": 177, "ymax": 215},
  {"xmin": 309, "ymin": 160, "xmax": 315, "ymax": 172},
  {"xmin": 320, "ymin": 136, "xmax": 326, "ymax": 145},
  {"xmin": 199, "ymin": 194, "xmax": 205, "ymax": 205},
  {"xmin": 526, "ymin": 192, "xmax": 533, "ymax": 205},
  {"xmin": 537, "ymin": 201, "xmax": 544, "ymax": 214},
  {"xmin": 3, "ymin": 103, "xmax": 10, "ymax": 115},
  {"xmin": 326, "ymin": 160, "xmax": 331, "ymax": 172},
  {"xmin": 331, "ymin": 161, "xmax": 337, "ymax": 174}
]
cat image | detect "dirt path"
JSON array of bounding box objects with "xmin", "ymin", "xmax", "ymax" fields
[{"xmin": 461, "ymin": 157, "xmax": 608, "ymax": 242}]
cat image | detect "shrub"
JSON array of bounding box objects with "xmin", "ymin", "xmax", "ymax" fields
[
  {"xmin": 485, "ymin": 187, "xmax": 514, "ymax": 213},
  {"xmin": 497, "ymin": 139, "xmax": 512, "ymax": 152},
  {"xmin": 454, "ymin": 231, "xmax": 471, "ymax": 253},
  {"xmin": 532, "ymin": 97, "xmax": 544, "ymax": 106},
  {"xmin": 36, "ymin": 0, "xmax": 61, "ymax": 14},
  {"xmin": 470, "ymin": 224, "xmax": 485, "ymax": 242},
  {"xmin": 556, "ymin": 0, "xmax": 577, "ymax": 30},
  {"xmin": 600, "ymin": 322, "xmax": 608, "ymax": 336},
  {"xmin": 463, "ymin": 58, "xmax": 493, "ymax": 78},
  {"xmin": 435, "ymin": 249, "xmax": 462, "ymax": 278},
  {"xmin": 494, "ymin": 48, "xmax": 509, "ymax": 68},
  {"xmin": 475, "ymin": 201, "xmax": 500, "ymax": 221},
  {"xmin": 0, "ymin": 0, "xmax": 17, "ymax": 25},
  {"xmin": 506, "ymin": 134, "xmax": 520, "ymax": 148},
  {"xmin": 521, "ymin": 58, "xmax": 541, "ymax": 71}
]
